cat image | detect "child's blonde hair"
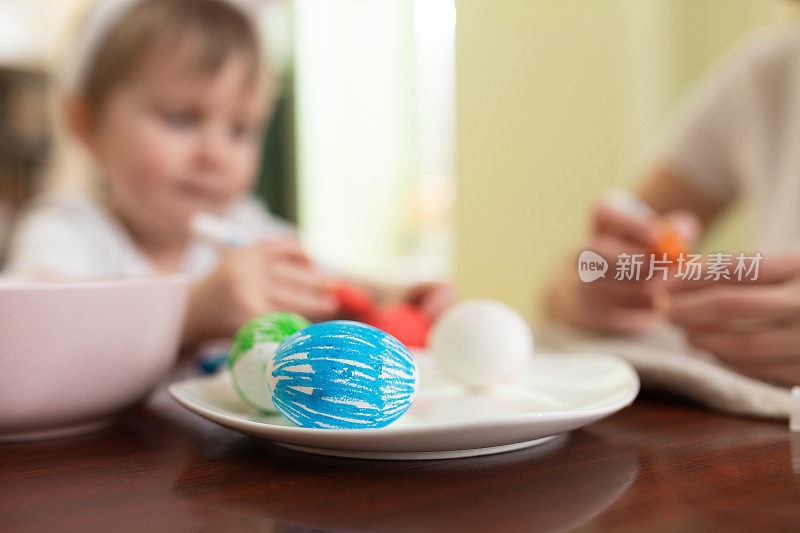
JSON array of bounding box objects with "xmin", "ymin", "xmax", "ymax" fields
[
  {"xmin": 49, "ymin": 0, "xmax": 266, "ymax": 191},
  {"xmin": 80, "ymin": 0, "xmax": 263, "ymax": 112}
]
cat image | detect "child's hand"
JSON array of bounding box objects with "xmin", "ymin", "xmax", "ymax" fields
[
  {"xmin": 183, "ymin": 238, "xmax": 339, "ymax": 346},
  {"xmin": 341, "ymin": 280, "xmax": 457, "ymax": 320},
  {"xmin": 397, "ymin": 281, "xmax": 457, "ymax": 320},
  {"xmin": 662, "ymin": 253, "xmax": 800, "ymax": 383},
  {"xmin": 545, "ymin": 201, "xmax": 699, "ymax": 334}
]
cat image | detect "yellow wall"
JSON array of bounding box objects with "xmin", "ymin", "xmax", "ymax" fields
[{"xmin": 454, "ymin": 0, "xmax": 797, "ymax": 319}]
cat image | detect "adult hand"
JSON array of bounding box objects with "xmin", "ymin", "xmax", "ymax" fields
[
  {"xmin": 545, "ymin": 200, "xmax": 700, "ymax": 334},
  {"xmin": 662, "ymin": 252, "xmax": 800, "ymax": 383}
]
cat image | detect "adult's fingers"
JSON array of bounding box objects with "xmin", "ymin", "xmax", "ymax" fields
[
  {"xmin": 583, "ymin": 279, "xmax": 656, "ymax": 308},
  {"xmin": 579, "ymin": 300, "xmax": 655, "ymax": 334},
  {"xmin": 579, "ymin": 233, "xmax": 663, "ymax": 307},
  {"xmin": 664, "ymin": 283, "xmax": 800, "ymax": 328},
  {"xmin": 584, "ymin": 233, "xmax": 667, "ymax": 285},
  {"xmin": 685, "ymin": 324, "xmax": 800, "ymax": 367},
  {"xmin": 592, "ymin": 202, "xmax": 659, "ymax": 248},
  {"xmin": 587, "ymin": 233, "xmax": 652, "ymax": 266},
  {"xmin": 663, "ymin": 210, "xmax": 702, "ymax": 248},
  {"xmin": 667, "ymin": 251, "xmax": 800, "ymax": 294},
  {"xmin": 753, "ymin": 252, "xmax": 800, "ymax": 283}
]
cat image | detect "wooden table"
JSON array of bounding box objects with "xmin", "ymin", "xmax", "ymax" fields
[{"xmin": 3, "ymin": 376, "xmax": 800, "ymax": 532}]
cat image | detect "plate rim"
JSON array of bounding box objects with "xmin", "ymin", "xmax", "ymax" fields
[
  {"xmin": 272, "ymin": 435, "xmax": 561, "ymax": 460},
  {"xmin": 169, "ymin": 352, "xmax": 640, "ymax": 438}
]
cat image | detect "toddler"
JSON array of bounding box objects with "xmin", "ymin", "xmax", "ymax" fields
[{"xmin": 6, "ymin": 0, "xmax": 454, "ymax": 348}]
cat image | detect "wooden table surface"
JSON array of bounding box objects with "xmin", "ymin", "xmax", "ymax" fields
[{"xmin": 3, "ymin": 374, "xmax": 800, "ymax": 533}]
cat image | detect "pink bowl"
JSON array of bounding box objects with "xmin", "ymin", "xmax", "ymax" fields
[{"xmin": 0, "ymin": 275, "xmax": 190, "ymax": 441}]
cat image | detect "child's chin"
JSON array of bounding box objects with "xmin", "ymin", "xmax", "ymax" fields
[{"xmin": 175, "ymin": 194, "xmax": 226, "ymax": 215}]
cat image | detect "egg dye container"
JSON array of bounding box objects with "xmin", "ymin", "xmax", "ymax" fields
[
  {"xmin": 267, "ymin": 320, "xmax": 418, "ymax": 429},
  {"xmin": 228, "ymin": 312, "xmax": 310, "ymax": 412}
]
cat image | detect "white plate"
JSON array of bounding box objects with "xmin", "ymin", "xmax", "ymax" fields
[{"xmin": 169, "ymin": 352, "xmax": 639, "ymax": 460}]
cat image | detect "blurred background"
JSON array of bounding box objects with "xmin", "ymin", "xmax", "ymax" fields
[{"xmin": 0, "ymin": 0, "xmax": 797, "ymax": 319}]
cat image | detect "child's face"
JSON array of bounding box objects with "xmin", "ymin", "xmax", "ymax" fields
[{"xmin": 88, "ymin": 42, "xmax": 270, "ymax": 235}]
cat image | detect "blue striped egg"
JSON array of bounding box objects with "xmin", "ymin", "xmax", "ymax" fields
[{"xmin": 267, "ymin": 320, "xmax": 418, "ymax": 429}]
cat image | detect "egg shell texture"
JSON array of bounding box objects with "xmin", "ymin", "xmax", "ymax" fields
[
  {"xmin": 228, "ymin": 312, "xmax": 310, "ymax": 412},
  {"xmin": 430, "ymin": 299, "xmax": 533, "ymax": 386},
  {"xmin": 229, "ymin": 312, "xmax": 311, "ymax": 367},
  {"xmin": 268, "ymin": 320, "xmax": 418, "ymax": 429}
]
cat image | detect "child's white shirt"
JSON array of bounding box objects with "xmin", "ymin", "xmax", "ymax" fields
[
  {"xmin": 4, "ymin": 190, "xmax": 294, "ymax": 280},
  {"xmin": 663, "ymin": 31, "xmax": 800, "ymax": 252}
]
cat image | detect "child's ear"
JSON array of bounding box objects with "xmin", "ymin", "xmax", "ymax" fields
[{"xmin": 64, "ymin": 96, "xmax": 100, "ymax": 156}]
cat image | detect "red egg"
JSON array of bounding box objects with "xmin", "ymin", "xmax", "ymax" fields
[
  {"xmin": 334, "ymin": 282, "xmax": 375, "ymax": 317},
  {"xmin": 364, "ymin": 304, "xmax": 431, "ymax": 348}
]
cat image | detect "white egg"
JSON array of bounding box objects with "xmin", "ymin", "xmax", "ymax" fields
[
  {"xmin": 230, "ymin": 341, "xmax": 280, "ymax": 411},
  {"xmin": 430, "ymin": 300, "xmax": 533, "ymax": 387},
  {"xmin": 228, "ymin": 312, "xmax": 310, "ymax": 413}
]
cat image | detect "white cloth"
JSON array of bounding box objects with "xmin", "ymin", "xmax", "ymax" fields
[
  {"xmin": 663, "ymin": 31, "xmax": 800, "ymax": 252},
  {"xmin": 4, "ymin": 190, "xmax": 293, "ymax": 280},
  {"xmin": 538, "ymin": 322, "xmax": 792, "ymax": 420}
]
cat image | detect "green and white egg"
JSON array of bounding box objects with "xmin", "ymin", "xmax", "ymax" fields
[{"xmin": 228, "ymin": 312, "xmax": 310, "ymax": 412}]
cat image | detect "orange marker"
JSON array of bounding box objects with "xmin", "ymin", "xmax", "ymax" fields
[
  {"xmin": 605, "ymin": 189, "xmax": 688, "ymax": 264},
  {"xmin": 652, "ymin": 224, "xmax": 688, "ymax": 263}
]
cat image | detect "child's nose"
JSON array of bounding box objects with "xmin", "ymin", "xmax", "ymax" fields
[{"xmin": 197, "ymin": 126, "xmax": 230, "ymax": 169}]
